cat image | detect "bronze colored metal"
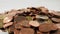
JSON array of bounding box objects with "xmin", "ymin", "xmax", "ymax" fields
[
  {"xmin": 39, "ymin": 23, "xmax": 57, "ymax": 32},
  {"xmin": 20, "ymin": 28, "xmax": 34, "ymax": 34}
]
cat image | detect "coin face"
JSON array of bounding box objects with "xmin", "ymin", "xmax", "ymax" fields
[
  {"xmin": 39, "ymin": 23, "xmax": 57, "ymax": 32},
  {"xmin": 3, "ymin": 22, "xmax": 13, "ymax": 28},
  {"xmin": 20, "ymin": 20, "xmax": 30, "ymax": 27},
  {"xmin": 14, "ymin": 16, "xmax": 30, "ymax": 28},
  {"xmin": 56, "ymin": 24, "xmax": 60, "ymax": 28},
  {"xmin": 20, "ymin": 28, "xmax": 34, "ymax": 34},
  {"xmin": 52, "ymin": 11, "xmax": 60, "ymax": 16},
  {"xmin": 29, "ymin": 21, "xmax": 40, "ymax": 27},
  {"xmin": 15, "ymin": 23, "xmax": 23, "ymax": 29},
  {"xmin": 3, "ymin": 16, "xmax": 13, "ymax": 24},
  {"xmin": 40, "ymin": 7, "xmax": 49, "ymax": 14},
  {"xmin": 51, "ymin": 18, "xmax": 60, "ymax": 23},
  {"xmin": 39, "ymin": 23, "xmax": 51, "ymax": 32}
]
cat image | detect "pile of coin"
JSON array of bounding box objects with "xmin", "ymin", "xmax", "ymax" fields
[{"xmin": 0, "ymin": 6, "xmax": 60, "ymax": 34}]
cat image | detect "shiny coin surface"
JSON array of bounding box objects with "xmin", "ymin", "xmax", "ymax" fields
[
  {"xmin": 3, "ymin": 16, "xmax": 13, "ymax": 23},
  {"xmin": 51, "ymin": 18, "xmax": 60, "ymax": 23},
  {"xmin": 29, "ymin": 21, "xmax": 40, "ymax": 27},
  {"xmin": 36, "ymin": 15, "xmax": 49, "ymax": 19}
]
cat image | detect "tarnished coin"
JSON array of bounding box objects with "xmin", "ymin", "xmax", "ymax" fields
[{"xmin": 0, "ymin": 15, "xmax": 6, "ymax": 28}]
